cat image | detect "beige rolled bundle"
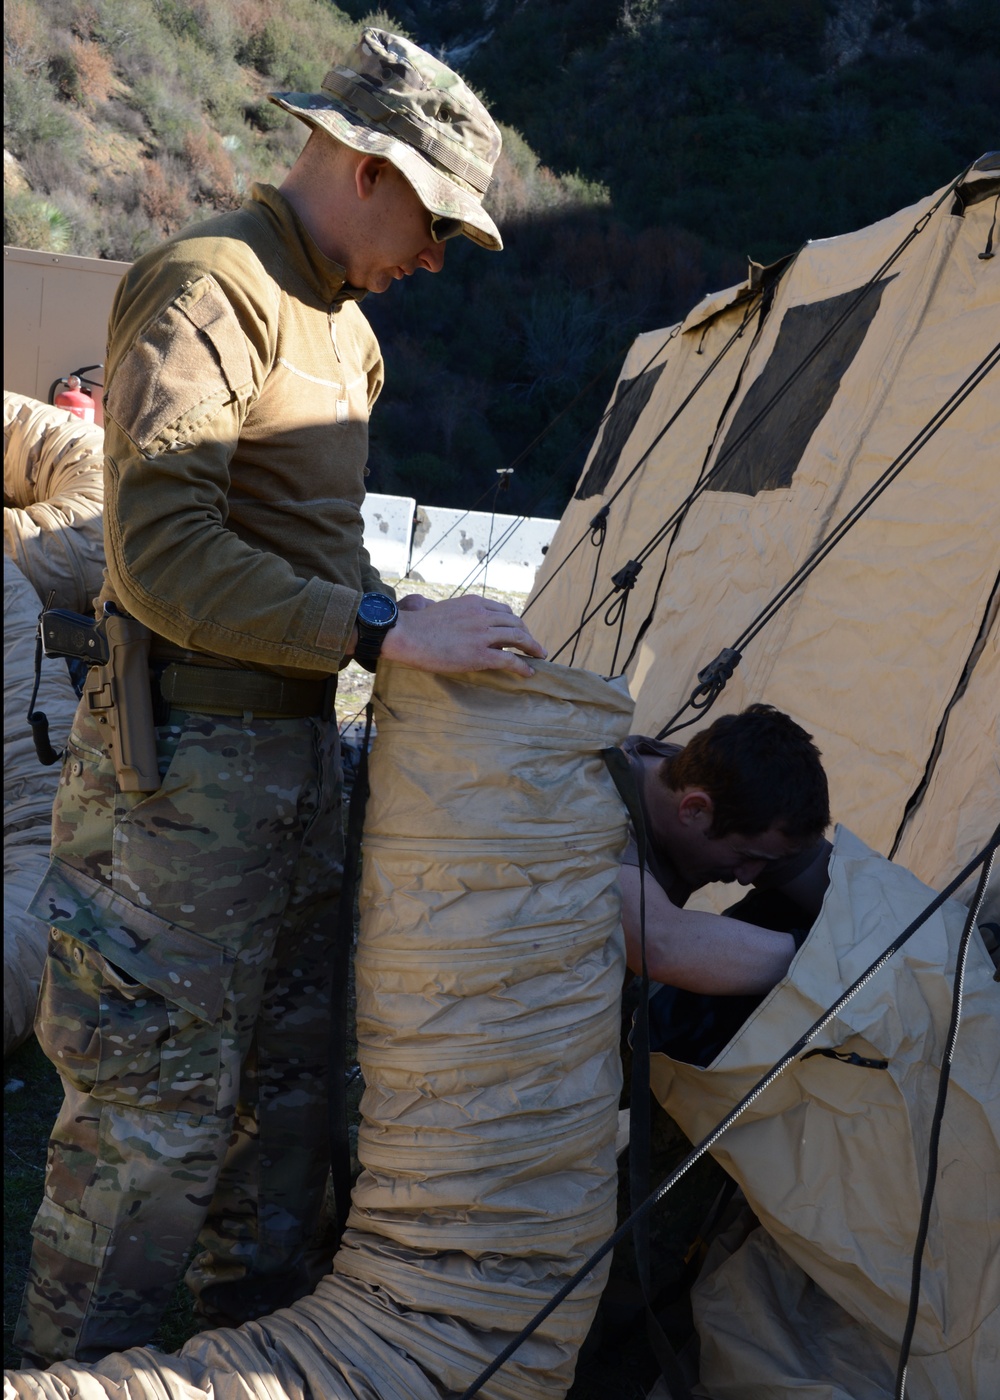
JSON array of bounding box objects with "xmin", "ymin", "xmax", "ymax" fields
[
  {"xmin": 3, "ymin": 392, "xmax": 105, "ymax": 615},
  {"xmin": 7, "ymin": 660, "xmax": 634, "ymax": 1399},
  {"xmin": 4, "ymin": 557, "xmax": 79, "ymax": 1054}
]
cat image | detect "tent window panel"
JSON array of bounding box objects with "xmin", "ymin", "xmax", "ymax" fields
[
  {"xmin": 575, "ymin": 363, "xmax": 665, "ymax": 500},
  {"xmin": 710, "ymin": 278, "xmax": 893, "ymax": 496}
]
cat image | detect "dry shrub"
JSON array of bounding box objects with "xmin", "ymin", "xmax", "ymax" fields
[
  {"xmin": 70, "ymin": 36, "xmax": 115, "ymax": 105},
  {"xmin": 4, "ymin": 0, "xmax": 47, "ymax": 70},
  {"xmin": 140, "ymin": 154, "xmax": 192, "ymax": 230},
  {"xmin": 70, "ymin": 1, "xmax": 101, "ymax": 40},
  {"xmin": 183, "ymin": 125, "xmax": 238, "ymax": 207},
  {"xmin": 20, "ymin": 134, "xmax": 93, "ymax": 199},
  {"xmin": 229, "ymin": 0, "xmax": 278, "ymax": 42}
]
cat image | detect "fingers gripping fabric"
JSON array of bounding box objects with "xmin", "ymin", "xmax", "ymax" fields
[{"xmin": 6, "ymin": 660, "xmax": 634, "ymax": 1400}]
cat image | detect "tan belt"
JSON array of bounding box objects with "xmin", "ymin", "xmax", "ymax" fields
[{"xmin": 157, "ymin": 663, "xmax": 336, "ymax": 720}]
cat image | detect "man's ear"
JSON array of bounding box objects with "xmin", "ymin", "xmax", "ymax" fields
[
  {"xmin": 354, "ymin": 154, "xmax": 390, "ymax": 201},
  {"xmin": 676, "ymin": 789, "xmax": 714, "ymax": 830}
]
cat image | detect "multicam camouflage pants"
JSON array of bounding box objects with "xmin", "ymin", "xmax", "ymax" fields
[{"xmin": 14, "ymin": 700, "xmax": 344, "ymax": 1365}]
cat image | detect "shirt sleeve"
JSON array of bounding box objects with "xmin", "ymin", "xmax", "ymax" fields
[{"xmin": 102, "ymin": 268, "xmax": 364, "ymax": 671}]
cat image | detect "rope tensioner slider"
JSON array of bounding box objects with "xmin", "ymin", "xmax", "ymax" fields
[
  {"xmin": 695, "ymin": 646, "xmax": 742, "ymax": 696},
  {"xmin": 611, "ymin": 558, "xmax": 642, "ymax": 593}
]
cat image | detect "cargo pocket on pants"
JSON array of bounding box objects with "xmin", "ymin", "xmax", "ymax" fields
[
  {"xmin": 94, "ymin": 956, "xmax": 222, "ymax": 1114},
  {"xmin": 13, "ymin": 1194, "xmax": 114, "ymax": 1361},
  {"xmin": 29, "ymin": 1194, "xmax": 112, "ymax": 1269},
  {"xmin": 31, "ymin": 858, "xmax": 234, "ymax": 1116}
]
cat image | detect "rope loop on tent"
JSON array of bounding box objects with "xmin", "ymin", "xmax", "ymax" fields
[
  {"xmin": 604, "ymin": 558, "xmax": 643, "ymax": 676},
  {"xmin": 457, "ymin": 825, "xmax": 1000, "ymax": 1400},
  {"xmin": 589, "ymin": 504, "xmax": 610, "ymax": 544},
  {"xmin": 694, "ymin": 646, "xmax": 742, "ymax": 701}
]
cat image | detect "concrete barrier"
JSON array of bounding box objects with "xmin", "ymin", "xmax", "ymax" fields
[
  {"xmin": 404, "ymin": 504, "xmax": 558, "ymax": 594},
  {"xmin": 359, "ymin": 493, "xmax": 415, "ymax": 580}
]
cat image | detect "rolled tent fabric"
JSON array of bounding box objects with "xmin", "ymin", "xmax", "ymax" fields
[
  {"xmin": 3, "ymin": 392, "xmax": 105, "ymax": 614},
  {"xmin": 4, "ymin": 557, "xmax": 78, "ymax": 1054},
  {"xmin": 6, "ymin": 660, "xmax": 634, "ymax": 1400},
  {"xmin": 649, "ymin": 826, "xmax": 1000, "ymax": 1399}
]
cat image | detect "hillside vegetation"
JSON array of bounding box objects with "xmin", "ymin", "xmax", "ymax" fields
[{"xmin": 4, "ymin": 0, "xmax": 997, "ymax": 513}]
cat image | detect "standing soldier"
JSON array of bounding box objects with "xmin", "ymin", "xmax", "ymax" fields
[{"xmin": 16, "ymin": 28, "xmax": 544, "ymax": 1366}]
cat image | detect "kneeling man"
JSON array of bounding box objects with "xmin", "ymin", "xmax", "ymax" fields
[{"xmin": 619, "ymin": 705, "xmax": 831, "ymax": 1063}]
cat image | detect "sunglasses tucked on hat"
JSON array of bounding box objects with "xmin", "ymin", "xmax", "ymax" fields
[{"xmin": 268, "ymin": 28, "xmax": 504, "ymax": 252}]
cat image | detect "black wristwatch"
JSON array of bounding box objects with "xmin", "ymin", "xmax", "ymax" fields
[{"xmin": 353, "ymin": 592, "xmax": 398, "ymax": 673}]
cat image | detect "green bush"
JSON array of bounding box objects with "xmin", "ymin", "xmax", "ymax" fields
[
  {"xmin": 88, "ymin": 0, "xmax": 162, "ymax": 54},
  {"xmin": 130, "ymin": 73, "xmax": 196, "ymax": 153},
  {"xmin": 4, "ymin": 68, "xmax": 74, "ymax": 153},
  {"xmin": 3, "ymin": 188, "xmax": 72, "ymax": 251}
]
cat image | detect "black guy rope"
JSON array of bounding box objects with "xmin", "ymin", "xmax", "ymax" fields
[
  {"xmin": 568, "ymin": 506, "xmax": 609, "ymax": 668},
  {"xmin": 654, "ymin": 337, "xmax": 1000, "ymax": 739},
  {"xmin": 444, "ymin": 325, "xmax": 682, "ymax": 601},
  {"xmin": 894, "ymin": 842, "xmax": 997, "ymax": 1400},
  {"xmin": 547, "ymin": 159, "xmax": 978, "ymax": 668},
  {"xmin": 403, "ymin": 478, "xmax": 503, "ymax": 582},
  {"xmin": 516, "ymin": 307, "xmax": 762, "ymax": 616},
  {"xmin": 610, "ymin": 279, "xmax": 780, "ymax": 680},
  {"xmin": 605, "ymin": 558, "xmax": 643, "ymax": 677},
  {"xmin": 480, "ymin": 467, "xmax": 513, "ymax": 595},
  {"xmin": 406, "ymin": 334, "xmax": 636, "ymax": 582},
  {"xmin": 457, "ymin": 826, "xmax": 1000, "ymax": 1400}
]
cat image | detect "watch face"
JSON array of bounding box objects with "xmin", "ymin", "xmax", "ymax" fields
[{"xmin": 358, "ymin": 592, "xmax": 398, "ymax": 627}]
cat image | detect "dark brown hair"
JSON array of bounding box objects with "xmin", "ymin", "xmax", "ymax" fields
[{"xmin": 665, "ymin": 704, "xmax": 830, "ymax": 840}]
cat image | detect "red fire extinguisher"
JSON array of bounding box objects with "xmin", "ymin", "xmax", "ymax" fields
[{"xmin": 49, "ymin": 364, "xmax": 104, "ymax": 426}]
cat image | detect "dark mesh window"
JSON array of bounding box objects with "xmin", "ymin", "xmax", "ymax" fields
[
  {"xmin": 575, "ymin": 363, "xmax": 665, "ymax": 500},
  {"xmin": 710, "ymin": 279, "xmax": 892, "ymax": 496}
]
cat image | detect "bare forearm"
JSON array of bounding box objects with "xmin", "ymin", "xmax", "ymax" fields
[{"xmin": 620, "ymin": 867, "xmax": 796, "ymax": 995}]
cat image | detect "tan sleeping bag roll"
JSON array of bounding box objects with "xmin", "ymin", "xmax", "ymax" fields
[
  {"xmin": 6, "ymin": 660, "xmax": 634, "ymax": 1399},
  {"xmin": 3, "ymin": 392, "xmax": 105, "ymax": 614}
]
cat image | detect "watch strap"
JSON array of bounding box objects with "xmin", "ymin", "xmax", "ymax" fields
[{"xmin": 353, "ymin": 626, "xmax": 384, "ymax": 673}]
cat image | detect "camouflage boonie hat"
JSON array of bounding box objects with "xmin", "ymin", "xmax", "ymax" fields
[{"xmin": 269, "ymin": 28, "xmax": 503, "ymax": 251}]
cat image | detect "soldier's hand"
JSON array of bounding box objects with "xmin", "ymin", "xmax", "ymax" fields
[{"xmin": 381, "ymin": 595, "xmax": 546, "ymax": 677}]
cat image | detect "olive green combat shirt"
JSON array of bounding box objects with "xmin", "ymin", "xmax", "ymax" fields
[{"xmin": 100, "ymin": 183, "xmax": 390, "ymax": 679}]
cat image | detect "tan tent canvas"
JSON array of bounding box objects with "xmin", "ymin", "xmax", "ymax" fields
[{"xmin": 526, "ymin": 154, "xmax": 999, "ymax": 906}]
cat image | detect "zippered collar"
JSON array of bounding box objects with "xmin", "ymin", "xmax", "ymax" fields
[{"xmin": 246, "ymin": 183, "xmax": 368, "ymax": 308}]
